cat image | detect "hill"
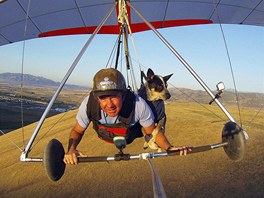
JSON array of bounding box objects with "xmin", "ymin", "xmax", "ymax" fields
[
  {"xmin": 0, "ymin": 102, "xmax": 263, "ymax": 197},
  {"xmin": 1, "ymin": 72, "xmax": 262, "ymax": 108},
  {"xmin": 0, "ymin": 73, "xmax": 262, "ymax": 132},
  {"xmin": 169, "ymin": 87, "xmax": 263, "ymax": 109}
]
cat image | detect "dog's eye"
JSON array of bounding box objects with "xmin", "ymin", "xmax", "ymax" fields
[{"xmin": 155, "ymin": 85, "xmax": 163, "ymax": 92}]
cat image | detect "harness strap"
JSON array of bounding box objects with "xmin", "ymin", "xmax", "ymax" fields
[{"xmin": 86, "ymin": 89, "xmax": 143, "ymax": 144}]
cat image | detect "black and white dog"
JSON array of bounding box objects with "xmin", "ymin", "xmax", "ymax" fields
[{"xmin": 138, "ymin": 68, "xmax": 173, "ymax": 151}]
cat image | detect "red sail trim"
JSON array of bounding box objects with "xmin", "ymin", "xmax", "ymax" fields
[
  {"xmin": 98, "ymin": 125, "xmax": 127, "ymax": 135},
  {"xmin": 38, "ymin": 19, "xmax": 212, "ymax": 37}
]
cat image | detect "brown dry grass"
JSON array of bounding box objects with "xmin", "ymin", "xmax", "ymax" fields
[{"xmin": 0, "ymin": 102, "xmax": 263, "ymax": 198}]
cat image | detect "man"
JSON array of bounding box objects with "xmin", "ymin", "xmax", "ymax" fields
[{"xmin": 64, "ymin": 68, "xmax": 189, "ymax": 165}]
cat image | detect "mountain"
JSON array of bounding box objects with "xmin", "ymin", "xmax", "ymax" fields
[
  {"xmin": 168, "ymin": 87, "xmax": 264, "ymax": 108},
  {"xmin": 0, "ymin": 72, "xmax": 87, "ymax": 89}
]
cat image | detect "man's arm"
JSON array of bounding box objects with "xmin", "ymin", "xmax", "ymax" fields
[
  {"xmin": 143, "ymin": 123, "xmax": 172, "ymax": 150},
  {"xmin": 63, "ymin": 122, "xmax": 86, "ymax": 165},
  {"xmin": 143, "ymin": 123, "xmax": 190, "ymax": 155}
]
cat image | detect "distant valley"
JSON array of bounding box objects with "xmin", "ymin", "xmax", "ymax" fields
[{"xmin": 0, "ymin": 73, "xmax": 90, "ymax": 133}]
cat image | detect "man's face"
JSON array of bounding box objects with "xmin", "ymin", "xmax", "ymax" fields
[{"xmin": 97, "ymin": 93, "xmax": 123, "ymax": 117}]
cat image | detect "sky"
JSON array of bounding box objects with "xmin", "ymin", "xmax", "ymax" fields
[{"xmin": 0, "ymin": 24, "xmax": 263, "ymax": 93}]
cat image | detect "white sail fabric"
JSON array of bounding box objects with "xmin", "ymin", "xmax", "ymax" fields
[{"xmin": 0, "ymin": 0, "xmax": 263, "ymax": 46}]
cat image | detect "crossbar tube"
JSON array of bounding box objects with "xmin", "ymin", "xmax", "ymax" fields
[
  {"xmin": 26, "ymin": 142, "xmax": 227, "ymax": 163},
  {"xmin": 74, "ymin": 142, "xmax": 228, "ymax": 163}
]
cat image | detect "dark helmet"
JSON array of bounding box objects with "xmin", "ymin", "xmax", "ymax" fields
[{"xmin": 92, "ymin": 68, "xmax": 127, "ymax": 98}]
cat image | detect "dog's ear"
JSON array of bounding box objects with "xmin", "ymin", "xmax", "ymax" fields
[
  {"xmin": 141, "ymin": 70, "xmax": 147, "ymax": 82},
  {"xmin": 147, "ymin": 68, "xmax": 155, "ymax": 80},
  {"xmin": 163, "ymin": 73, "xmax": 173, "ymax": 82}
]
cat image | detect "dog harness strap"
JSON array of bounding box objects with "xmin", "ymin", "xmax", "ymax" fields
[{"xmin": 146, "ymin": 100, "xmax": 166, "ymax": 123}]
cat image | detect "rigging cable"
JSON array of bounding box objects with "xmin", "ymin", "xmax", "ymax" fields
[
  {"xmin": 19, "ymin": 0, "xmax": 32, "ymax": 149},
  {"xmin": 20, "ymin": 42, "xmax": 25, "ymax": 149},
  {"xmin": 1, "ymin": 0, "xmax": 33, "ymax": 151},
  {"xmin": 244, "ymin": 104, "xmax": 264, "ymax": 131},
  {"xmin": 21, "ymin": 2, "xmax": 117, "ymax": 157},
  {"xmin": 0, "ymin": 130, "xmax": 23, "ymax": 152},
  {"xmin": 169, "ymin": 84, "xmax": 226, "ymax": 122},
  {"xmin": 136, "ymin": 59, "xmax": 226, "ymax": 122},
  {"xmin": 212, "ymin": 0, "xmax": 243, "ymax": 127},
  {"xmin": 124, "ymin": 14, "xmax": 141, "ymax": 91},
  {"xmin": 105, "ymin": 34, "xmax": 120, "ymax": 69},
  {"xmin": 31, "ymin": 88, "xmax": 92, "ymax": 149},
  {"xmin": 31, "ymin": 32, "xmax": 123, "ymax": 148},
  {"xmin": 219, "ymin": 23, "xmax": 243, "ymax": 126}
]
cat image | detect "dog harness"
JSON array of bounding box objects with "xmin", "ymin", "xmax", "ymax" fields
[
  {"xmin": 145, "ymin": 99, "xmax": 165, "ymax": 123},
  {"xmin": 138, "ymin": 85, "xmax": 166, "ymax": 123},
  {"xmin": 86, "ymin": 90, "xmax": 143, "ymax": 144}
]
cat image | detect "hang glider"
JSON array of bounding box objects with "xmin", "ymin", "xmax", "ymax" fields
[
  {"xmin": 0, "ymin": 0, "xmax": 263, "ymax": 46},
  {"xmin": 1, "ymin": 1, "xmax": 261, "ymax": 196}
]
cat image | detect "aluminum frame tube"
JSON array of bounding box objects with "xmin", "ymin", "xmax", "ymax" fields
[
  {"xmin": 147, "ymin": 158, "xmax": 167, "ymax": 198},
  {"xmin": 21, "ymin": 2, "xmax": 117, "ymax": 160},
  {"xmin": 127, "ymin": 1, "xmax": 237, "ymax": 123}
]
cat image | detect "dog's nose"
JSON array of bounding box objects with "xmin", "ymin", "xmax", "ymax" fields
[{"xmin": 166, "ymin": 93, "xmax": 171, "ymax": 99}]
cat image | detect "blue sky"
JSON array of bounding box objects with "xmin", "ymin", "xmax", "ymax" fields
[{"xmin": 0, "ymin": 24, "xmax": 263, "ymax": 93}]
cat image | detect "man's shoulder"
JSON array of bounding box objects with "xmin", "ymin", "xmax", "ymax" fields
[
  {"xmin": 80, "ymin": 94, "xmax": 90, "ymax": 106},
  {"xmin": 132, "ymin": 92, "xmax": 145, "ymax": 103},
  {"xmin": 132, "ymin": 92, "xmax": 150, "ymax": 110}
]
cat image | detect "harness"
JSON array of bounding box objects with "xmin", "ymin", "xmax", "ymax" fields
[
  {"xmin": 86, "ymin": 90, "xmax": 143, "ymax": 144},
  {"xmin": 146, "ymin": 99, "xmax": 165, "ymax": 123},
  {"xmin": 138, "ymin": 84, "xmax": 166, "ymax": 123}
]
